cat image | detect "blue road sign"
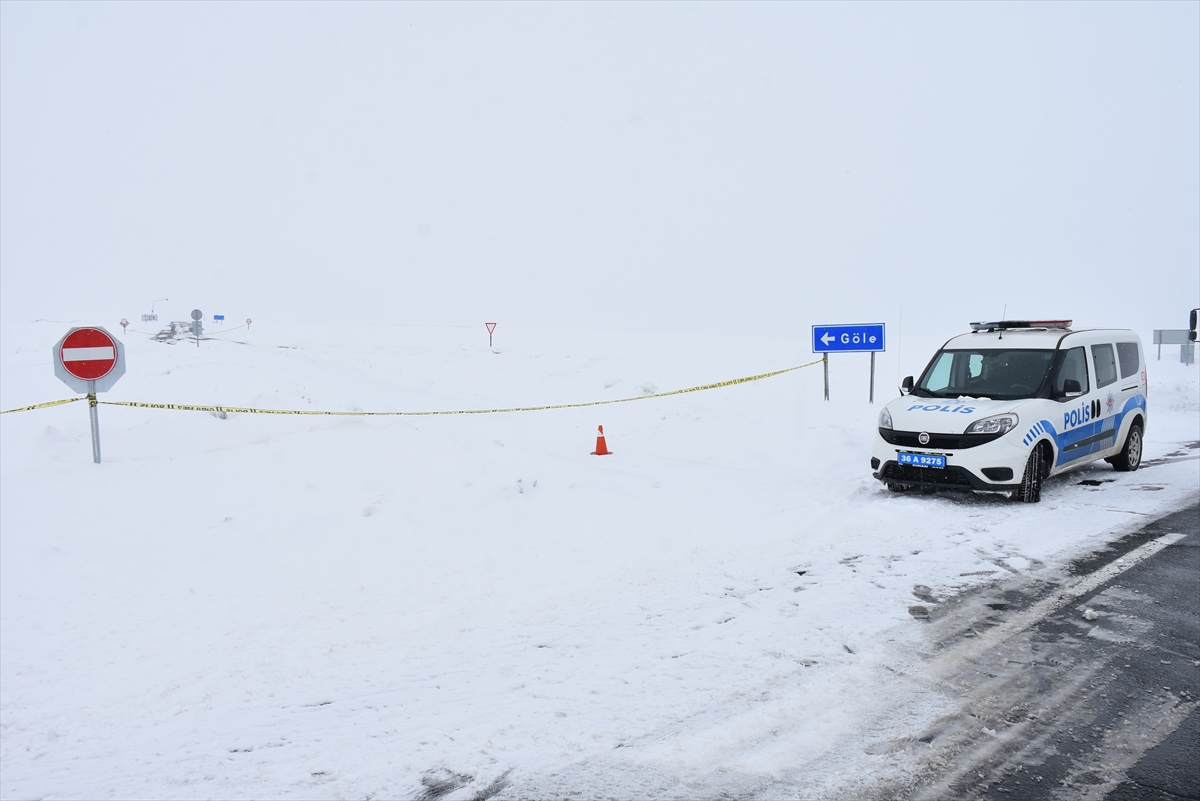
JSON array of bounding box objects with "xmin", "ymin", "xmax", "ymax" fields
[
  {"xmin": 213, "ymin": 314, "xmax": 225, "ymax": 322},
  {"xmin": 812, "ymin": 323, "xmax": 885, "ymax": 353}
]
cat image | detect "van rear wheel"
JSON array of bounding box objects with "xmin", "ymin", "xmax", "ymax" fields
[{"xmin": 1111, "ymin": 423, "xmax": 1143, "ymax": 472}]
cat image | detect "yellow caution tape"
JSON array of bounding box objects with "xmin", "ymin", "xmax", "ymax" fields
[
  {"xmin": 0, "ymin": 397, "xmax": 86, "ymax": 415},
  {"xmin": 1, "ymin": 359, "xmax": 822, "ymax": 417},
  {"xmin": 96, "ymin": 359, "xmax": 824, "ymax": 417}
]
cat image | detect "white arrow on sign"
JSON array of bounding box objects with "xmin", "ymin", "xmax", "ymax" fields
[{"xmin": 821, "ymin": 332, "xmax": 835, "ymax": 346}]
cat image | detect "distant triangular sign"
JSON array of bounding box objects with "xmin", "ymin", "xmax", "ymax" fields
[{"xmin": 485, "ymin": 322, "xmax": 497, "ymax": 335}]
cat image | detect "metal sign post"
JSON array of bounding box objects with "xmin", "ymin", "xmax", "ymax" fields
[
  {"xmin": 53, "ymin": 326, "xmax": 126, "ymax": 463},
  {"xmin": 143, "ymin": 298, "xmax": 167, "ymax": 323},
  {"xmin": 870, "ymin": 351, "xmax": 876, "ymax": 403},
  {"xmin": 246, "ymin": 318, "xmax": 253, "ymax": 330},
  {"xmin": 486, "ymin": 322, "xmax": 497, "ymax": 348},
  {"xmin": 191, "ymin": 309, "xmax": 203, "ymax": 347},
  {"xmin": 120, "ymin": 318, "xmax": 128, "ymax": 335},
  {"xmin": 1153, "ymin": 329, "xmax": 1193, "ymax": 363},
  {"xmin": 812, "ymin": 323, "xmax": 886, "ymax": 402},
  {"xmin": 87, "ymin": 380, "xmax": 101, "ymax": 462}
]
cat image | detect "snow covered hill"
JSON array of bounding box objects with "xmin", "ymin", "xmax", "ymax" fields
[{"xmin": 2, "ymin": 321, "xmax": 1196, "ymax": 799}]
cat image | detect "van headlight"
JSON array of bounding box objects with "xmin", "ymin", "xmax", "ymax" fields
[
  {"xmin": 879, "ymin": 407, "xmax": 893, "ymax": 430},
  {"xmin": 965, "ymin": 413, "xmax": 1018, "ymax": 435}
]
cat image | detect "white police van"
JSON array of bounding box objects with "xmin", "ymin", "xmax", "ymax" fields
[{"xmin": 871, "ymin": 321, "xmax": 1148, "ymax": 502}]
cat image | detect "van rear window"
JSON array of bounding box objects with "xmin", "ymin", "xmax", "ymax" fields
[{"xmin": 1116, "ymin": 342, "xmax": 1140, "ymax": 379}]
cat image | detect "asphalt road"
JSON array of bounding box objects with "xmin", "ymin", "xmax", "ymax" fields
[
  {"xmin": 900, "ymin": 503, "xmax": 1199, "ymax": 800},
  {"xmin": 1099, "ymin": 504, "xmax": 1199, "ymax": 801}
]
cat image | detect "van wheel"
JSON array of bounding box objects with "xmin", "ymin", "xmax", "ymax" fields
[
  {"xmin": 1111, "ymin": 423, "xmax": 1143, "ymax": 472},
  {"xmin": 1016, "ymin": 447, "xmax": 1043, "ymax": 503}
]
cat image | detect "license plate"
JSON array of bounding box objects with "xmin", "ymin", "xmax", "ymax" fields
[{"xmin": 898, "ymin": 452, "xmax": 946, "ymax": 469}]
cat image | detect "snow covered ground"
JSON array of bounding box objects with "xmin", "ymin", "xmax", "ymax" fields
[{"xmin": 1, "ymin": 320, "xmax": 1196, "ymax": 800}]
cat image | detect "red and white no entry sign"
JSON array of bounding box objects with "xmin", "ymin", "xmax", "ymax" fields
[
  {"xmin": 51, "ymin": 325, "xmax": 126, "ymax": 464},
  {"xmin": 59, "ymin": 327, "xmax": 118, "ymax": 380}
]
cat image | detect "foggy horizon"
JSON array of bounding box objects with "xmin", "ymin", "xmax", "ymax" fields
[{"xmin": 2, "ymin": 1, "xmax": 1198, "ymax": 338}]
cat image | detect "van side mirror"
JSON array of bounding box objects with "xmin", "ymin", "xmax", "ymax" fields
[
  {"xmin": 900, "ymin": 376, "xmax": 914, "ymax": 394},
  {"xmin": 1063, "ymin": 378, "xmax": 1082, "ymax": 397}
]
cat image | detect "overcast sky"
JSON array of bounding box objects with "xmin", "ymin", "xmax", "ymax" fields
[{"xmin": 2, "ymin": 1, "xmax": 1197, "ymax": 337}]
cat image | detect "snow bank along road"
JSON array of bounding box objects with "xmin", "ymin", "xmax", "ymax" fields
[{"xmin": 1, "ymin": 322, "xmax": 1197, "ymax": 799}]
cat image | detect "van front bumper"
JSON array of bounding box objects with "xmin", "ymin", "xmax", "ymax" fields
[
  {"xmin": 872, "ymin": 460, "xmax": 1014, "ymax": 492},
  {"xmin": 871, "ymin": 429, "xmax": 1033, "ymax": 493}
]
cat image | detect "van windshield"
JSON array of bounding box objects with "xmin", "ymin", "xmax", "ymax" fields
[{"xmin": 913, "ymin": 348, "xmax": 1056, "ymax": 400}]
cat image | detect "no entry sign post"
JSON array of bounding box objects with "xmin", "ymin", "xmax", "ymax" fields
[
  {"xmin": 812, "ymin": 323, "xmax": 886, "ymax": 403},
  {"xmin": 53, "ymin": 326, "xmax": 125, "ymax": 463}
]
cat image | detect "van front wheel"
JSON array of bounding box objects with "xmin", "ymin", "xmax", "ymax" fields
[
  {"xmin": 1111, "ymin": 423, "xmax": 1143, "ymax": 472},
  {"xmin": 1016, "ymin": 447, "xmax": 1043, "ymax": 503}
]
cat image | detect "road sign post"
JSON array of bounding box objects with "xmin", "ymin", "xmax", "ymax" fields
[
  {"xmin": 53, "ymin": 326, "xmax": 125, "ymax": 463},
  {"xmin": 120, "ymin": 318, "xmax": 128, "ymax": 334},
  {"xmin": 1154, "ymin": 329, "xmax": 1194, "ymax": 363},
  {"xmin": 870, "ymin": 351, "xmax": 876, "ymax": 404},
  {"xmin": 191, "ymin": 309, "xmax": 202, "ymax": 347},
  {"xmin": 812, "ymin": 323, "xmax": 886, "ymax": 402},
  {"xmin": 486, "ymin": 322, "xmax": 497, "ymax": 348},
  {"xmin": 142, "ymin": 298, "xmax": 168, "ymax": 324},
  {"xmin": 246, "ymin": 318, "xmax": 252, "ymax": 330},
  {"xmin": 88, "ymin": 381, "xmax": 101, "ymax": 462}
]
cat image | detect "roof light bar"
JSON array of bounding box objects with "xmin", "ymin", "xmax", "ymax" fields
[{"xmin": 969, "ymin": 320, "xmax": 1073, "ymax": 332}]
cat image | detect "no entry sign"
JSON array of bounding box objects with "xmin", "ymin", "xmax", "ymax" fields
[
  {"xmin": 53, "ymin": 326, "xmax": 126, "ymax": 394},
  {"xmin": 60, "ymin": 328, "xmax": 118, "ymax": 379},
  {"xmin": 51, "ymin": 326, "xmax": 126, "ymax": 464}
]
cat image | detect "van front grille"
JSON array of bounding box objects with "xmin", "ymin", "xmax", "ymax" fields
[{"xmin": 879, "ymin": 429, "xmax": 1004, "ymax": 450}]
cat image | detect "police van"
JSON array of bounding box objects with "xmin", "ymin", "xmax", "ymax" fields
[{"xmin": 871, "ymin": 321, "xmax": 1147, "ymax": 503}]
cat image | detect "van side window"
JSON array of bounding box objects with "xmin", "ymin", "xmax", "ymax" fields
[
  {"xmin": 1092, "ymin": 344, "xmax": 1117, "ymax": 388},
  {"xmin": 1116, "ymin": 342, "xmax": 1140, "ymax": 379},
  {"xmin": 1053, "ymin": 347, "xmax": 1089, "ymax": 397}
]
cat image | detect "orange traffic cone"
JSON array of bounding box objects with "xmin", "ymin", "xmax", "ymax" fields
[{"xmin": 591, "ymin": 425, "xmax": 612, "ymax": 456}]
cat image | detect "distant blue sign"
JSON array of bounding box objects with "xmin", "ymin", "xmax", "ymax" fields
[
  {"xmin": 813, "ymin": 323, "xmax": 885, "ymax": 353},
  {"xmin": 213, "ymin": 314, "xmax": 225, "ymax": 322}
]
